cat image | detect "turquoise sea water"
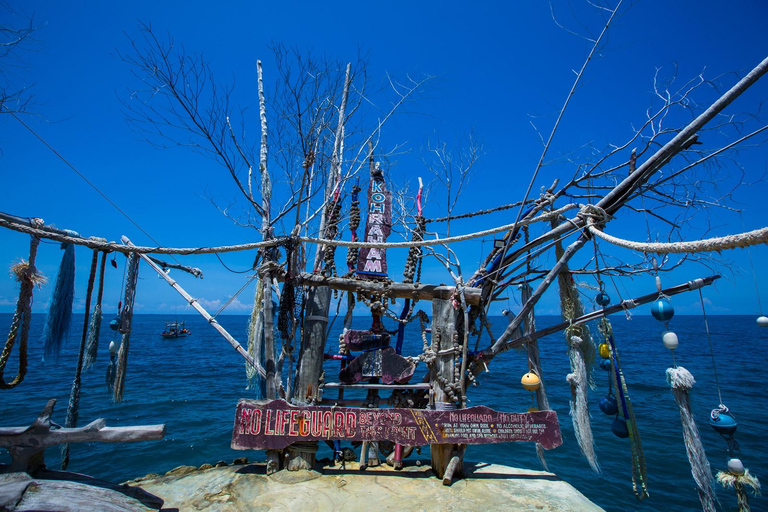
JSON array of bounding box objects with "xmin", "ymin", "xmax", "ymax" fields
[{"xmin": 1, "ymin": 312, "xmax": 766, "ymax": 511}]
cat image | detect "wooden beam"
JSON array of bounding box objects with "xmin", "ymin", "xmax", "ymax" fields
[{"xmin": 295, "ymin": 272, "xmax": 482, "ymax": 306}]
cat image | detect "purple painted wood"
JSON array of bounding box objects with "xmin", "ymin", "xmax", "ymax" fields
[
  {"xmin": 344, "ymin": 330, "xmax": 390, "ymax": 351},
  {"xmin": 356, "ymin": 168, "xmax": 391, "ymax": 278},
  {"xmin": 231, "ymin": 399, "xmax": 562, "ymax": 451}
]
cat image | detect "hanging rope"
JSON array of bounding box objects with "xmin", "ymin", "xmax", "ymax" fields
[
  {"xmin": 567, "ymin": 334, "xmax": 599, "ymax": 473},
  {"xmin": 1, "ymin": 235, "xmax": 45, "ymax": 389},
  {"xmin": 716, "ymin": 468, "xmax": 761, "ymax": 512},
  {"xmin": 61, "ymin": 249, "xmax": 99, "ymax": 469},
  {"xmin": 113, "ymin": 252, "xmax": 140, "ymax": 403},
  {"xmin": 667, "ymin": 366, "xmax": 717, "ymax": 512},
  {"xmin": 83, "ymin": 251, "xmax": 108, "ymax": 370},
  {"xmin": 246, "ymin": 276, "xmax": 265, "ymax": 395}
]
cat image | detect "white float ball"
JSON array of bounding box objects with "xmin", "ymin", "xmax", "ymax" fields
[
  {"xmin": 662, "ymin": 331, "xmax": 679, "ymax": 350},
  {"xmin": 757, "ymin": 316, "xmax": 768, "ymax": 327},
  {"xmin": 727, "ymin": 458, "xmax": 745, "ymax": 475},
  {"xmin": 109, "ymin": 341, "xmax": 118, "ymax": 354}
]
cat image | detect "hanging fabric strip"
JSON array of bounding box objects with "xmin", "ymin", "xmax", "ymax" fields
[
  {"xmin": 113, "ymin": 252, "xmax": 140, "ymax": 403},
  {"xmin": 83, "ymin": 251, "xmax": 107, "ymax": 370},
  {"xmin": 601, "ymin": 318, "xmax": 649, "ymax": 499},
  {"xmin": 42, "ymin": 241, "xmax": 76, "ymax": 360},
  {"xmin": 667, "ymin": 366, "xmax": 717, "ymax": 512},
  {"xmin": 567, "ymin": 334, "xmax": 600, "ymax": 473},
  {"xmin": 0, "ymin": 235, "xmax": 44, "ymax": 389},
  {"xmin": 61, "ymin": 249, "xmax": 99, "ymax": 469},
  {"xmin": 521, "ymin": 283, "xmax": 550, "ymax": 470}
]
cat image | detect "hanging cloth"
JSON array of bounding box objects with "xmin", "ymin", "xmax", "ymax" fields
[
  {"xmin": 61, "ymin": 249, "xmax": 99, "ymax": 469},
  {"xmin": 113, "ymin": 252, "xmax": 140, "ymax": 403},
  {"xmin": 0, "ymin": 235, "xmax": 44, "ymax": 389},
  {"xmin": 246, "ymin": 276, "xmax": 265, "ymax": 396},
  {"xmin": 42, "ymin": 241, "xmax": 76, "ymax": 360},
  {"xmin": 667, "ymin": 366, "xmax": 717, "ymax": 512},
  {"xmin": 83, "ymin": 251, "xmax": 108, "ymax": 370}
]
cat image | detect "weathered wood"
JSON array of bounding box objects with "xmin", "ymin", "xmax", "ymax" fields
[
  {"xmin": 442, "ymin": 455, "xmax": 462, "ymax": 485},
  {"xmin": 294, "ymin": 286, "xmax": 331, "ymax": 404},
  {"xmin": 295, "ymin": 272, "xmax": 482, "ymax": 306},
  {"xmin": 0, "ymin": 399, "xmax": 165, "ymax": 473},
  {"xmin": 430, "ymin": 298, "xmax": 459, "ymax": 480}
]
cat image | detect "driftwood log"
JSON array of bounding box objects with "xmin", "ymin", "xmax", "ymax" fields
[
  {"xmin": 0, "ymin": 399, "xmax": 165, "ymax": 473},
  {"xmin": 295, "ymin": 273, "xmax": 481, "ymax": 306}
]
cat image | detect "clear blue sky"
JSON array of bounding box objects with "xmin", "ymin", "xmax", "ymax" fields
[{"xmin": 1, "ymin": 1, "xmax": 767, "ymax": 318}]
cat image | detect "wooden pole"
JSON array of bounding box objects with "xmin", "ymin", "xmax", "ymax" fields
[
  {"xmin": 122, "ymin": 236, "xmax": 264, "ymax": 376},
  {"xmin": 294, "ymin": 272, "xmax": 482, "ymax": 306}
]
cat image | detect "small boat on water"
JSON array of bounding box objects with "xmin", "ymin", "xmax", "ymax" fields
[{"xmin": 161, "ymin": 321, "xmax": 191, "ymax": 339}]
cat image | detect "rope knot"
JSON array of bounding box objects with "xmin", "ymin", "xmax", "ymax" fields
[{"xmin": 579, "ymin": 204, "xmax": 611, "ymax": 228}]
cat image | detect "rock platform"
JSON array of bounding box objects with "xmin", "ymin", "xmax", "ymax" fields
[{"xmin": 128, "ymin": 461, "xmax": 604, "ymax": 512}]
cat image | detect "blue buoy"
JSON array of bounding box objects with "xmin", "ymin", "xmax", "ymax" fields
[
  {"xmin": 611, "ymin": 418, "xmax": 629, "ymax": 438},
  {"xmin": 650, "ymin": 299, "xmax": 674, "ymax": 322},
  {"xmin": 599, "ymin": 358, "xmax": 612, "ymax": 371},
  {"xmin": 599, "ymin": 395, "xmax": 618, "ymax": 416},
  {"xmin": 596, "ymin": 292, "xmax": 611, "ymax": 307},
  {"xmin": 109, "ymin": 316, "xmax": 121, "ymax": 331},
  {"xmin": 710, "ymin": 413, "xmax": 738, "ymax": 436}
]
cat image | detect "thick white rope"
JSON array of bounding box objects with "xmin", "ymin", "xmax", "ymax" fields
[
  {"xmin": 587, "ymin": 221, "xmax": 768, "ymax": 254},
  {"xmin": 0, "ymin": 204, "xmax": 579, "ymax": 255}
]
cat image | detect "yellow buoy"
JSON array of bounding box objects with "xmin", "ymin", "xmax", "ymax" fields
[
  {"xmin": 521, "ymin": 371, "xmax": 541, "ymax": 391},
  {"xmin": 599, "ymin": 343, "xmax": 610, "ymax": 359}
]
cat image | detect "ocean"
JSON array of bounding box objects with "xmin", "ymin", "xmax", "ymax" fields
[{"xmin": 1, "ymin": 312, "xmax": 766, "ymax": 511}]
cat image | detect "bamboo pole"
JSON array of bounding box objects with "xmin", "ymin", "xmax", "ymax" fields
[{"xmin": 122, "ymin": 236, "xmax": 264, "ymax": 377}]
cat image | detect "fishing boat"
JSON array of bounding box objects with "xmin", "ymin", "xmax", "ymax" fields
[{"xmin": 160, "ymin": 321, "xmax": 191, "ymax": 339}]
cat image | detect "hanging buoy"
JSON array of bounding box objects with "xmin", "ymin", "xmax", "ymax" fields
[
  {"xmin": 598, "ymin": 343, "xmax": 610, "ymax": 359},
  {"xmin": 599, "ymin": 395, "xmax": 618, "ymax": 416},
  {"xmin": 611, "ymin": 418, "xmax": 629, "ymax": 438},
  {"xmin": 599, "ymin": 358, "xmax": 612, "ymax": 371},
  {"xmin": 710, "ymin": 413, "xmax": 738, "ymax": 436},
  {"xmin": 109, "ymin": 316, "xmax": 121, "ymax": 331},
  {"xmin": 727, "ymin": 458, "xmax": 745, "ymax": 476},
  {"xmin": 662, "ymin": 331, "xmax": 679, "ymax": 350},
  {"xmin": 757, "ymin": 316, "xmax": 768, "ymax": 327},
  {"xmin": 651, "ymin": 298, "xmax": 675, "ymax": 322},
  {"xmin": 596, "ymin": 292, "xmax": 611, "ymax": 307},
  {"xmin": 521, "ymin": 372, "xmax": 541, "ymax": 391},
  {"xmin": 109, "ymin": 341, "xmax": 118, "ymax": 354}
]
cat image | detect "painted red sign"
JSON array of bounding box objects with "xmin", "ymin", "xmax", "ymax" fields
[
  {"xmin": 231, "ymin": 399, "xmax": 562, "ymax": 451},
  {"xmin": 356, "ymin": 168, "xmax": 391, "ymax": 278}
]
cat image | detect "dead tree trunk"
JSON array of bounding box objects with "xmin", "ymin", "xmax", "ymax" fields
[{"xmin": 429, "ymin": 298, "xmax": 464, "ymax": 482}]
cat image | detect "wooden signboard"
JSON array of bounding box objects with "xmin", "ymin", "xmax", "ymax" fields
[
  {"xmin": 231, "ymin": 399, "xmax": 562, "ymax": 451},
  {"xmin": 356, "ymin": 168, "xmax": 392, "ymax": 279}
]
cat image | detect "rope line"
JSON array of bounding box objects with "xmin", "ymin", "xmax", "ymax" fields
[
  {"xmin": 587, "ymin": 222, "xmax": 768, "ymax": 254},
  {"xmin": 0, "ymin": 204, "xmax": 579, "ymax": 255}
]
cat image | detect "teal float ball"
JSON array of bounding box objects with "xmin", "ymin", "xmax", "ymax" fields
[
  {"xmin": 599, "ymin": 395, "xmax": 618, "ymax": 415},
  {"xmin": 596, "ymin": 292, "xmax": 611, "ymax": 307},
  {"xmin": 599, "ymin": 358, "xmax": 612, "ymax": 371},
  {"xmin": 109, "ymin": 317, "xmax": 121, "ymax": 331},
  {"xmin": 650, "ymin": 299, "xmax": 674, "ymax": 322},
  {"xmin": 611, "ymin": 418, "xmax": 629, "ymax": 438},
  {"xmin": 710, "ymin": 413, "xmax": 737, "ymax": 436}
]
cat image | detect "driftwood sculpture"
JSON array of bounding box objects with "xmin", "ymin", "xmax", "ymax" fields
[{"xmin": 0, "ymin": 399, "xmax": 165, "ymax": 473}]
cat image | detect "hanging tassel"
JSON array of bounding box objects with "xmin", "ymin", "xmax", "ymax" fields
[
  {"xmin": 83, "ymin": 252, "xmax": 107, "ymax": 370},
  {"xmin": 601, "ymin": 318, "xmax": 649, "ymax": 499},
  {"xmin": 42, "ymin": 242, "xmax": 76, "ymax": 360},
  {"xmin": 567, "ymin": 334, "xmax": 600, "ymax": 473},
  {"xmin": 667, "ymin": 366, "xmax": 717, "ymax": 512},
  {"xmin": 113, "ymin": 252, "xmax": 140, "ymax": 403},
  {"xmin": 717, "ymin": 465, "xmax": 761, "ymax": 512},
  {"xmin": 1, "ymin": 235, "xmax": 45, "ymax": 389},
  {"xmin": 246, "ymin": 277, "xmax": 266, "ymax": 396},
  {"xmin": 61, "ymin": 249, "xmax": 99, "ymax": 469}
]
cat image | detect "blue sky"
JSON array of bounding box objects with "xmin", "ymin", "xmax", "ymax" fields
[{"xmin": 1, "ymin": 0, "xmax": 767, "ymax": 318}]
